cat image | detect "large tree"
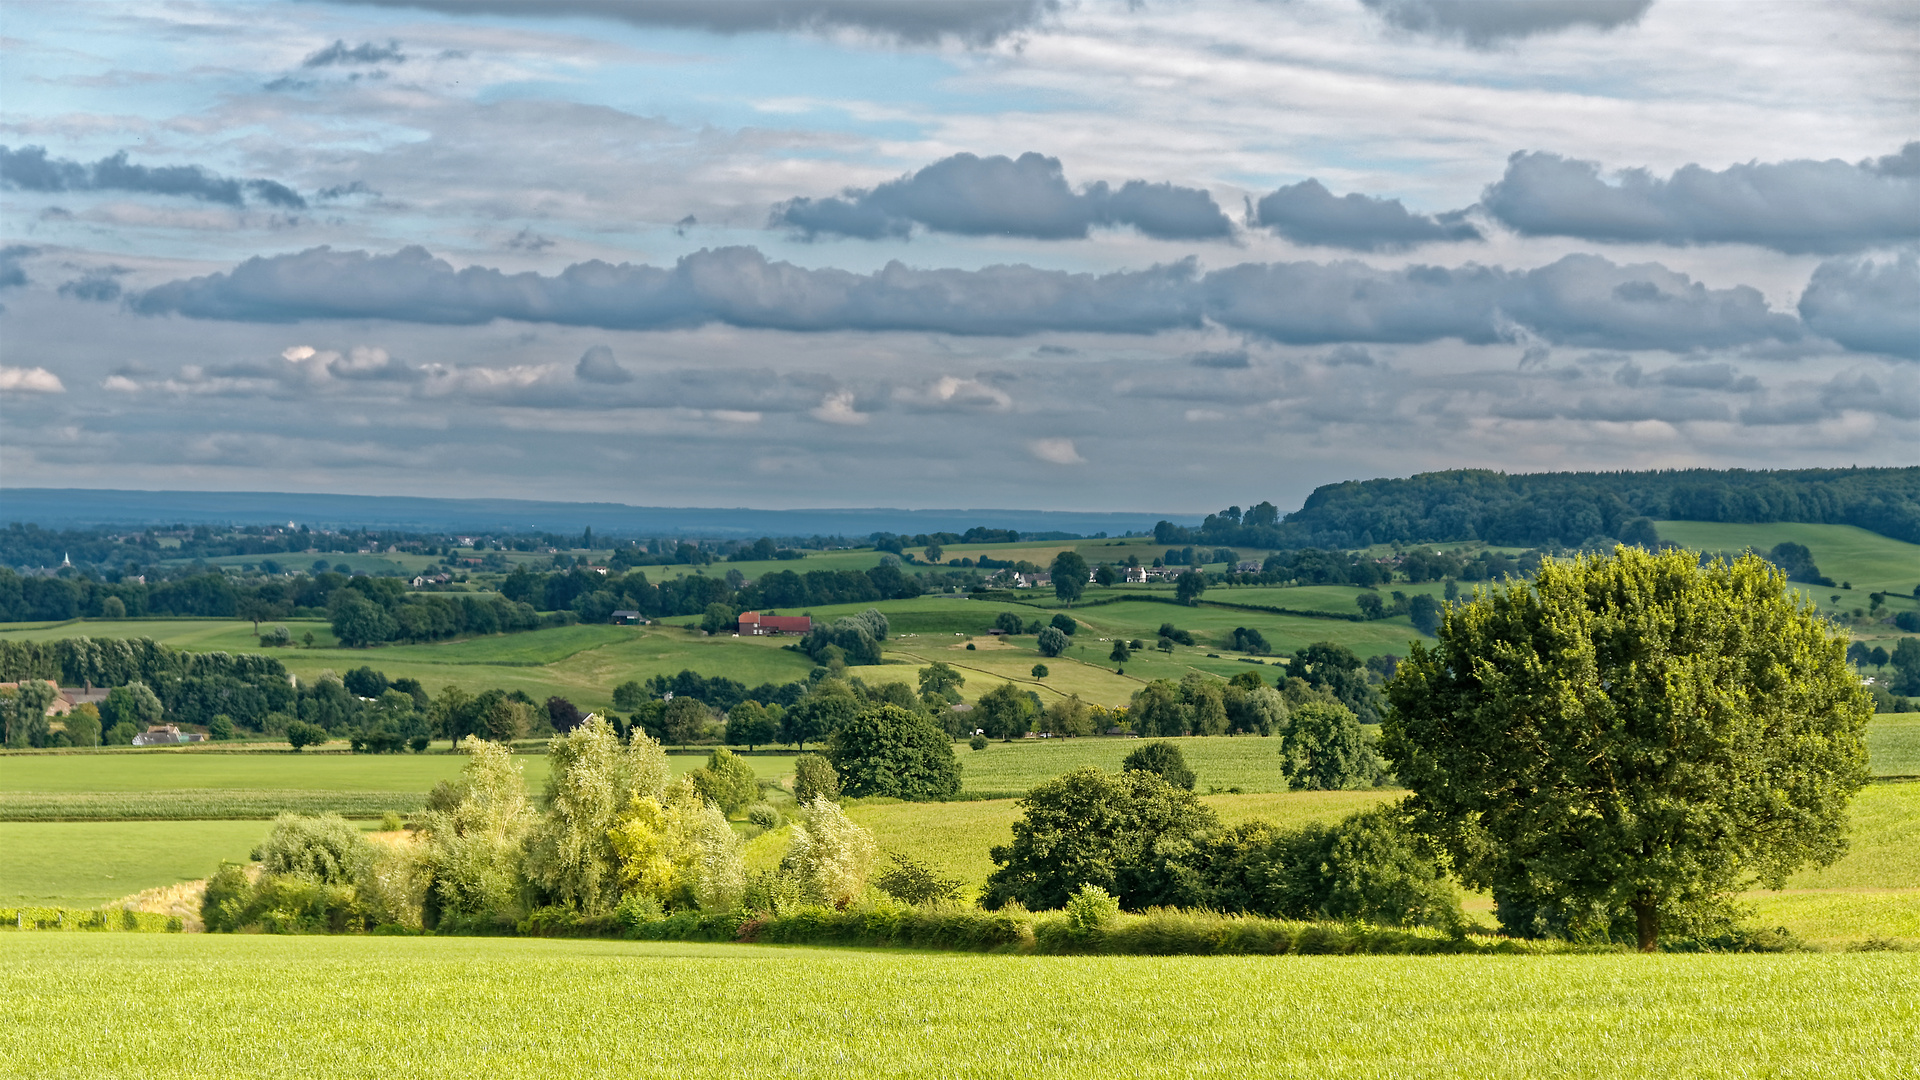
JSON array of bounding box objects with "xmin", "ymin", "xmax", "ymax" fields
[
  {"xmin": 1383, "ymin": 547, "xmax": 1870, "ymax": 951},
  {"xmin": 1051, "ymin": 551, "xmax": 1088, "ymax": 606},
  {"xmin": 983, "ymin": 767, "xmax": 1217, "ymax": 911},
  {"xmin": 826, "ymin": 703, "xmax": 962, "ymax": 801}
]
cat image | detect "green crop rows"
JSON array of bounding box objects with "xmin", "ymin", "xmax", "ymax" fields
[{"xmin": 0, "ymin": 789, "xmax": 428, "ymax": 822}]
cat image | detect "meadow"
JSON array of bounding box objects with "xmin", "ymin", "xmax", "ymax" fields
[{"xmin": 1, "ymin": 935, "xmax": 1914, "ymax": 1079}]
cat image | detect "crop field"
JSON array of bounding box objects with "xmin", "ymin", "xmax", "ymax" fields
[
  {"xmin": 1, "ymin": 936, "xmax": 1913, "ymax": 1079},
  {"xmin": 1869, "ymin": 714, "xmax": 1920, "ymax": 776},
  {"xmin": 0, "ymin": 617, "xmax": 340, "ymax": 649}
]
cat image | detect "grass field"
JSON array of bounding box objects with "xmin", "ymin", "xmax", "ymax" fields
[
  {"xmin": 1, "ymin": 936, "xmax": 1914, "ymax": 1078},
  {"xmin": 0, "ymin": 820, "xmax": 298, "ymax": 907},
  {"xmin": 1652, "ymin": 521, "xmax": 1920, "ymax": 607},
  {"xmin": 956, "ymin": 734, "xmax": 1298, "ymax": 795},
  {"xmin": 1870, "ymin": 714, "xmax": 1920, "ymax": 777}
]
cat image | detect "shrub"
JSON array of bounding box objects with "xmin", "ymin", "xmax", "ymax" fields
[
  {"xmin": 254, "ymin": 814, "xmax": 372, "ymax": 885},
  {"xmin": 783, "ymin": 797, "xmax": 877, "ymax": 906},
  {"xmin": 969, "ymin": 735, "xmax": 988, "ymax": 751},
  {"xmin": 285, "ymin": 721, "xmax": 328, "ymax": 752},
  {"xmin": 792, "ymin": 753, "xmax": 841, "ymax": 803},
  {"xmin": 1049, "ymin": 614, "xmax": 1077, "ymax": 636},
  {"xmin": 208, "ymin": 714, "xmax": 236, "ymax": 741},
  {"xmin": 1036, "ymin": 626, "xmax": 1069, "ymax": 657},
  {"xmin": 525, "ymin": 718, "xmax": 671, "ymax": 914},
  {"xmin": 873, "ymin": 850, "xmax": 965, "ymax": 905},
  {"xmin": 1278, "ymin": 701, "xmax": 1384, "ymax": 790},
  {"xmin": 380, "ymin": 811, "xmax": 405, "ymax": 832},
  {"xmin": 690, "ymin": 747, "xmax": 760, "ymax": 816},
  {"xmin": 827, "ymin": 704, "xmax": 962, "ymax": 801},
  {"xmin": 746, "ymin": 804, "xmax": 782, "ymax": 830},
  {"xmin": 1202, "ymin": 806, "xmax": 1463, "ymax": 931},
  {"xmin": 1121, "ymin": 741, "xmax": 1196, "ymax": 790},
  {"xmin": 983, "ymin": 767, "xmax": 1216, "ymax": 912},
  {"xmin": 1064, "ymin": 884, "xmax": 1120, "ymax": 939}
]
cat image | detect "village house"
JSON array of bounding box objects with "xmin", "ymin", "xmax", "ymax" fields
[
  {"xmin": 610, "ymin": 610, "xmax": 647, "ymax": 625},
  {"xmin": 736, "ymin": 611, "xmax": 812, "ymax": 635},
  {"xmin": 1123, "ymin": 566, "xmax": 1151, "ymax": 584}
]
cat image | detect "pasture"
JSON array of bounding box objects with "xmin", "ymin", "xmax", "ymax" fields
[
  {"xmin": 1652, "ymin": 521, "xmax": 1920, "ymax": 602},
  {"xmin": 0, "ymin": 820, "xmax": 293, "ymax": 907},
  {"xmin": 1, "ymin": 935, "xmax": 1914, "ymax": 1079}
]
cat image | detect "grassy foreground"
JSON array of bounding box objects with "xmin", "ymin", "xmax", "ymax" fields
[{"xmin": 2, "ymin": 935, "xmax": 1914, "ymax": 1079}]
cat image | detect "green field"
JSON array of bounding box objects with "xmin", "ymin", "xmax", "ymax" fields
[
  {"xmin": 1, "ymin": 936, "xmax": 1913, "ymax": 1078},
  {"xmin": 1653, "ymin": 521, "xmax": 1920, "ymax": 609},
  {"xmin": 0, "ymin": 820, "xmax": 301, "ymax": 907},
  {"xmin": 956, "ymin": 734, "xmax": 1297, "ymax": 795},
  {"xmin": 0, "ymin": 750, "xmax": 797, "ymax": 793},
  {"xmin": 1870, "ymin": 714, "xmax": 1920, "ymax": 777}
]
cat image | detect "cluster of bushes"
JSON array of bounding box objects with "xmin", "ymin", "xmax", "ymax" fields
[
  {"xmin": 1, "ymin": 907, "xmax": 184, "ymax": 933},
  {"xmin": 326, "ymin": 577, "xmax": 551, "ymax": 647},
  {"xmin": 205, "ymin": 723, "xmax": 893, "ymax": 936},
  {"xmin": 980, "ymin": 761, "xmax": 1455, "ymax": 930}
]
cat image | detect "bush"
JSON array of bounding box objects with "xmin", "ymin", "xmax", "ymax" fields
[
  {"xmin": 746, "ymin": 804, "xmax": 782, "ymax": 831},
  {"xmin": 1064, "ymin": 884, "xmax": 1120, "ymax": 939},
  {"xmin": 1278, "ymin": 702, "xmax": 1384, "ymax": 790},
  {"xmin": 1036, "ymin": 626, "xmax": 1069, "ymax": 657},
  {"xmin": 792, "ymin": 753, "xmax": 841, "ymax": 803},
  {"xmin": 380, "ymin": 811, "xmax": 405, "ymax": 832},
  {"xmin": 827, "ymin": 704, "xmax": 962, "ymax": 800},
  {"xmin": 873, "ymin": 850, "xmax": 965, "ymax": 905},
  {"xmin": 208, "ymin": 714, "xmax": 236, "ymax": 741},
  {"xmin": 1201, "ymin": 807, "xmax": 1463, "ymax": 931},
  {"xmin": 783, "ymin": 797, "xmax": 877, "ymax": 906},
  {"xmin": 285, "ymin": 721, "xmax": 328, "ymax": 752},
  {"xmin": 983, "ymin": 767, "xmax": 1216, "ymax": 912},
  {"xmin": 1031, "ymin": 664, "xmax": 1049, "ymax": 678},
  {"xmin": 1049, "ymin": 614, "xmax": 1077, "ymax": 636},
  {"xmin": 1121, "ymin": 741, "xmax": 1196, "ymax": 790},
  {"xmin": 689, "ymin": 747, "xmax": 760, "ymax": 816},
  {"xmin": 969, "ymin": 734, "xmax": 988, "ymax": 750},
  {"xmin": 254, "ymin": 813, "xmax": 372, "ymax": 885}
]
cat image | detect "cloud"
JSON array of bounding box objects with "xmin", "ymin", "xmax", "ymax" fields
[
  {"xmin": 0, "ymin": 245, "xmax": 35, "ymax": 289},
  {"xmin": 773, "ymin": 152, "xmax": 1233, "ymax": 241},
  {"xmin": 303, "ymin": 39, "xmax": 406, "ymax": 67},
  {"xmin": 1359, "ymin": 0, "xmax": 1654, "ymax": 44},
  {"xmin": 131, "ymin": 244, "xmax": 1206, "ymax": 336},
  {"xmin": 574, "ymin": 345, "xmax": 634, "ymax": 384},
  {"xmin": 1255, "ymin": 179, "xmax": 1480, "ymax": 250},
  {"xmin": 1797, "ymin": 253, "xmax": 1920, "ymax": 360},
  {"xmin": 1, "ymin": 366, "xmax": 65, "ymax": 392},
  {"xmin": 129, "ymin": 244, "xmax": 1819, "ymax": 353},
  {"xmin": 0, "ymin": 146, "xmax": 307, "ymax": 209},
  {"xmin": 328, "ymin": 0, "xmax": 1056, "ymax": 43},
  {"xmin": 893, "ymin": 375, "xmax": 1013, "ymax": 411},
  {"xmin": 505, "ymin": 228, "xmax": 556, "ymax": 252},
  {"xmin": 1029, "ymin": 437, "xmax": 1084, "ymax": 464},
  {"xmin": 57, "ymin": 267, "xmax": 127, "ymax": 302},
  {"xmin": 1480, "ymin": 147, "xmax": 1920, "ymax": 254},
  {"xmin": 810, "ymin": 389, "xmax": 868, "ymax": 425}
]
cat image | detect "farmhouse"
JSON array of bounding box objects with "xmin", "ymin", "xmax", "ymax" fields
[
  {"xmin": 0, "ymin": 680, "xmax": 71, "ymax": 714},
  {"xmin": 610, "ymin": 610, "xmax": 647, "ymax": 625},
  {"xmin": 737, "ymin": 611, "xmax": 812, "ymax": 635}
]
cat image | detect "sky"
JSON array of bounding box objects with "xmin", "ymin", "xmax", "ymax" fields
[{"xmin": 0, "ymin": 0, "xmax": 1915, "ymax": 516}]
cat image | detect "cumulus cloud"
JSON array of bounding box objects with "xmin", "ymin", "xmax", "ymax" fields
[
  {"xmin": 0, "ymin": 366, "xmax": 65, "ymax": 393},
  {"xmin": 810, "ymin": 389, "xmax": 869, "ymax": 425},
  {"xmin": 330, "ymin": 0, "xmax": 1056, "ymax": 43},
  {"xmin": 1480, "ymin": 147, "xmax": 1920, "ymax": 254},
  {"xmin": 773, "ymin": 152, "xmax": 1232, "ymax": 241},
  {"xmin": 0, "ymin": 146, "xmax": 306, "ymax": 209},
  {"xmin": 129, "ymin": 244, "xmax": 1819, "ymax": 353},
  {"xmin": 303, "ymin": 39, "xmax": 406, "ymax": 67},
  {"xmin": 1797, "ymin": 253, "xmax": 1920, "ymax": 360},
  {"xmin": 1360, "ymin": 0, "xmax": 1654, "ymax": 44},
  {"xmin": 1255, "ymin": 179, "xmax": 1480, "ymax": 250},
  {"xmin": 575, "ymin": 345, "xmax": 634, "ymax": 384},
  {"xmin": 893, "ymin": 375, "xmax": 1013, "ymax": 411},
  {"xmin": 1029, "ymin": 437, "xmax": 1084, "ymax": 464}
]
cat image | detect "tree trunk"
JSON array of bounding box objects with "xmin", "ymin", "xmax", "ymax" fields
[{"xmin": 1632, "ymin": 898, "xmax": 1659, "ymax": 953}]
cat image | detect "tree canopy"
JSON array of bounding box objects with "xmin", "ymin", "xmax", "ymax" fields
[
  {"xmin": 1383, "ymin": 547, "xmax": 1871, "ymax": 950},
  {"xmin": 826, "ymin": 703, "xmax": 962, "ymax": 801}
]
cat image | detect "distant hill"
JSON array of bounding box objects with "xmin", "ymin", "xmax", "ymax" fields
[
  {"xmin": 0, "ymin": 488, "xmax": 1194, "ymax": 540},
  {"xmin": 1161, "ymin": 467, "xmax": 1920, "ymax": 550}
]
